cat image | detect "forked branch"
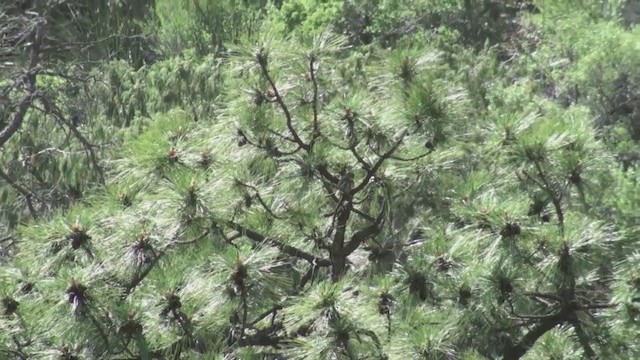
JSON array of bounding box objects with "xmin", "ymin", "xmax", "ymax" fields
[
  {"xmin": 258, "ymin": 61, "xmax": 309, "ymax": 151},
  {"xmin": 350, "ymin": 130, "xmax": 407, "ymax": 195},
  {"xmin": 343, "ymin": 204, "xmax": 386, "ymax": 256}
]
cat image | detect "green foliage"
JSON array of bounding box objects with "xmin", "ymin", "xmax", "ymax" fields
[
  {"xmin": 148, "ymin": 0, "xmax": 270, "ymax": 57},
  {"xmin": 0, "ymin": 41, "xmax": 223, "ymax": 232},
  {"xmin": 536, "ymin": 0, "xmax": 627, "ymax": 20},
  {"xmin": 272, "ymin": 0, "xmax": 343, "ymax": 36},
  {"xmin": 94, "ymin": 51, "xmax": 223, "ymax": 125},
  {"xmin": 39, "ymin": 0, "xmax": 154, "ymax": 67},
  {"xmin": 1, "ymin": 1, "xmax": 640, "ymax": 359}
]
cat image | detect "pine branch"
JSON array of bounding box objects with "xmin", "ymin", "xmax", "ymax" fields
[
  {"xmin": 350, "ymin": 143, "xmax": 372, "ymax": 171},
  {"xmin": 298, "ymin": 262, "xmax": 317, "ymax": 290},
  {"xmin": 384, "ymin": 151, "xmax": 433, "ymax": 162},
  {"xmin": 237, "ymin": 329, "xmax": 284, "ymax": 347},
  {"xmin": 120, "ymin": 257, "xmax": 160, "ymax": 301},
  {"xmin": 352, "ymin": 205, "xmax": 376, "ymax": 222},
  {"xmin": 86, "ymin": 311, "xmax": 112, "ymax": 357},
  {"xmin": 239, "ymin": 291, "xmax": 249, "ymax": 343},
  {"xmin": 250, "ymin": 304, "xmax": 283, "ymax": 327},
  {"xmin": 581, "ymin": 303, "xmax": 615, "ymax": 310},
  {"xmin": 532, "ymin": 160, "xmax": 564, "ymax": 235},
  {"xmin": 233, "ymin": 179, "xmax": 285, "ymax": 219},
  {"xmin": 503, "ymin": 313, "xmax": 565, "ymax": 360},
  {"xmin": 268, "ymin": 128, "xmax": 298, "ymax": 144},
  {"xmin": 350, "ymin": 129, "xmax": 407, "ymax": 195},
  {"xmin": 329, "ymin": 201, "xmax": 352, "ymax": 281},
  {"xmin": 223, "ymin": 220, "xmax": 331, "ymax": 266},
  {"xmin": 573, "ymin": 181, "xmax": 591, "ymax": 213},
  {"xmin": 343, "ymin": 205, "xmax": 386, "ymax": 256},
  {"xmin": 0, "ymin": 349, "xmax": 28, "ymax": 360},
  {"xmin": 568, "ymin": 315, "xmax": 596, "ymax": 359},
  {"xmin": 505, "ymin": 286, "xmax": 585, "ymax": 359},
  {"xmin": 316, "ymin": 163, "xmax": 340, "ymax": 185},
  {"xmin": 120, "ymin": 230, "xmax": 213, "ymax": 301},
  {"xmin": 330, "ymin": 189, "xmax": 352, "ymax": 243},
  {"xmin": 259, "ymin": 61, "xmax": 309, "ymax": 151}
]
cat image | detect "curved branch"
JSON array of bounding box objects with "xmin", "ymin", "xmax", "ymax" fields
[
  {"xmin": 259, "ymin": 62, "xmax": 309, "ymax": 151},
  {"xmin": 233, "ymin": 179, "xmax": 285, "ymax": 219},
  {"xmin": 343, "ymin": 205, "xmax": 386, "ymax": 256},
  {"xmin": 316, "ymin": 163, "xmax": 339, "ymax": 185},
  {"xmin": 503, "ymin": 313, "xmax": 565, "ymax": 360}
]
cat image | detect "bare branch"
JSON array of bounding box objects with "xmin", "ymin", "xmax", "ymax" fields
[
  {"xmin": 38, "ymin": 95, "xmax": 105, "ymax": 183},
  {"xmin": 0, "ymin": 20, "xmax": 43, "ymax": 149},
  {"xmin": 309, "ymin": 54, "xmax": 320, "ymax": 148},
  {"xmin": 0, "ymin": 168, "xmax": 39, "ymax": 220}
]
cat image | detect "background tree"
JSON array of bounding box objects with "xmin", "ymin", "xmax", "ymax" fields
[
  {"xmin": 1, "ymin": 0, "xmax": 639, "ymax": 359},
  {"xmin": 0, "ymin": 0, "xmax": 156, "ymax": 243}
]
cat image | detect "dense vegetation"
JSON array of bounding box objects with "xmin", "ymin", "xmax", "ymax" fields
[{"xmin": 1, "ymin": 1, "xmax": 639, "ymax": 359}]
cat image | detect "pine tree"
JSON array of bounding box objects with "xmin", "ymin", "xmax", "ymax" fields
[{"xmin": 1, "ymin": 1, "xmax": 639, "ymax": 359}]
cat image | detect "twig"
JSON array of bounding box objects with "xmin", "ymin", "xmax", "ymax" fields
[
  {"xmin": 233, "ymin": 180, "xmax": 285, "ymax": 219},
  {"xmin": 532, "ymin": 160, "xmax": 564, "ymax": 235}
]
